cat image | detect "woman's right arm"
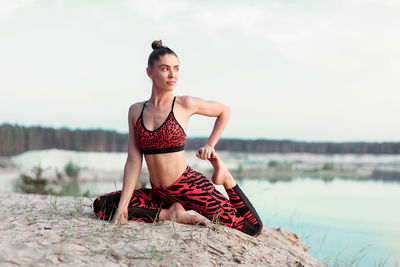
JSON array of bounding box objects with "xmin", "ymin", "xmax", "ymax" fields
[{"xmin": 113, "ymin": 103, "xmax": 143, "ymax": 225}]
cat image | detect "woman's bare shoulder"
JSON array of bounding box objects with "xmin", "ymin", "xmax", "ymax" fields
[
  {"xmin": 128, "ymin": 101, "xmax": 146, "ymax": 121},
  {"xmin": 176, "ymin": 95, "xmax": 203, "ymax": 108},
  {"xmin": 129, "ymin": 101, "xmax": 146, "ymax": 111}
]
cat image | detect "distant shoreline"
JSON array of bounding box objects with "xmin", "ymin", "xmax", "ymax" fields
[
  {"xmin": 1, "ymin": 149, "xmax": 399, "ymax": 186},
  {"xmin": 1, "ymin": 123, "xmax": 399, "ymax": 156}
]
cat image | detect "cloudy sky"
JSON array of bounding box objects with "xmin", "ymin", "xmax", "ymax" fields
[{"xmin": 1, "ymin": 0, "xmax": 399, "ymax": 142}]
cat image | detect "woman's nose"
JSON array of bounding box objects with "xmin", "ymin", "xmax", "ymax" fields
[{"xmin": 168, "ymin": 69, "xmax": 176, "ymax": 78}]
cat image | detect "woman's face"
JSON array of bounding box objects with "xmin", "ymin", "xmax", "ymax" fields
[{"xmin": 147, "ymin": 53, "xmax": 180, "ymax": 92}]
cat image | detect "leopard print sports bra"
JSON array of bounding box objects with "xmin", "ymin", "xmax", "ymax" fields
[{"xmin": 134, "ymin": 96, "xmax": 186, "ymax": 154}]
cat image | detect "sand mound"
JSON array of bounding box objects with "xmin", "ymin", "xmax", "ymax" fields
[{"xmin": 0, "ymin": 192, "xmax": 326, "ymax": 266}]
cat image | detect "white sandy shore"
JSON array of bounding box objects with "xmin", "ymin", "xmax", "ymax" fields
[
  {"xmin": 0, "ymin": 192, "xmax": 327, "ymax": 266},
  {"xmin": 8, "ymin": 149, "xmax": 400, "ymax": 180},
  {"xmin": 12, "ymin": 149, "xmax": 400, "ymax": 171}
]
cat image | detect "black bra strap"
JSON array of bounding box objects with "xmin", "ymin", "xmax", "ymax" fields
[
  {"xmin": 140, "ymin": 101, "xmax": 148, "ymax": 118},
  {"xmin": 171, "ymin": 96, "xmax": 176, "ymax": 111}
]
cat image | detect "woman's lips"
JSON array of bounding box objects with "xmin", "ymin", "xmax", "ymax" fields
[{"xmin": 167, "ymin": 81, "xmax": 176, "ymax": 85}]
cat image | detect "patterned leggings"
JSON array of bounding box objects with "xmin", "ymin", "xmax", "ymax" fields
[{"xmin": 93, "ymin": 166, "xmax": 263, "ymax": 237}]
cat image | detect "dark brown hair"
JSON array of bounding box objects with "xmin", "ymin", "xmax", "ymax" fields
[{"xmin": 147, "ymin": 40, "xmax": 178, "ymax": 67}]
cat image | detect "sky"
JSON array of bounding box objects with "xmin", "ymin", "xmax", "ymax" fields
[{"xmin": 0, "ymin": 0, "xmax": 399, "ymax": 142}]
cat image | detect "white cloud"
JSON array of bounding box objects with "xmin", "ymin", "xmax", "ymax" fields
[
  {"xmin": 0, "ymin": 0, "xmax": 37, "ymax": 20},
  {"xmin": 122, "ymin": 0, "xmax": 190, "ymax": 35}
]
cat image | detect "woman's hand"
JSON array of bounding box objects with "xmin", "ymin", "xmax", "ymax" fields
[
  {"xmin": 113, "ymin": 207, "xmax": 128, "ymax": 225},
  {"xmin": 196, "ymin": 145, "xmax": 216, "ymax": 160}
]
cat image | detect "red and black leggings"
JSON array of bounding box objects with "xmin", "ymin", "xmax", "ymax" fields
[{"xmin": 93, "ymin": 166, "xmax": 263, "ymax": 237}]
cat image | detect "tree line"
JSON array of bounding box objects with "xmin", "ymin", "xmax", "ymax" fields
[
  {"xmin": 0, "ymin": 123, "xmax": 399, "ymax": 156},
  {"xmin": 0, "ymin": 124, "xmax": 127, "ymax": 156}
]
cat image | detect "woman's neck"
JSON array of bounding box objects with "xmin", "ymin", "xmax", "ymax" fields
[{"xmin": 150, "ymin": 89, "xmax": 174, "ymax": 107}]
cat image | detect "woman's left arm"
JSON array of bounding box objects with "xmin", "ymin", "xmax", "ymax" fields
[{"xmin": 183, "ymin": 96, "xmax": 231, "ymax": 160}]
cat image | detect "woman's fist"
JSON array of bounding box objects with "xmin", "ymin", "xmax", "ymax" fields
[{"xmin": 196, "ymin": 145, "xmax": 215, "ymax": 160}]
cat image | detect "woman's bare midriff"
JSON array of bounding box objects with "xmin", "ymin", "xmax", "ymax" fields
[{"xmin": 144, "ymin": 151, "xmax": 188, "ymax": 188}]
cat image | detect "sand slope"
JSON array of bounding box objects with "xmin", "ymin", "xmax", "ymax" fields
[{"xmin": 0, "ymin": 192, "xmax": 326, "ymax": 267}]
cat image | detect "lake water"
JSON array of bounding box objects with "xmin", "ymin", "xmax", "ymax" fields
[
  {"xmin": 83, "ymin": 177, "xmax": 400, "ymax": 266},
  {"xmin": 236, "ymin": 178, "xmax": 400, "ymax": 266}
]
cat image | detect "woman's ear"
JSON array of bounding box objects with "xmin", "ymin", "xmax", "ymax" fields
[{"xmin": 146, "ymin": 67, "xmax": 153, "ymax": 79}]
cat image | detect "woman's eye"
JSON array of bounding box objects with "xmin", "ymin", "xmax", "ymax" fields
[
  {"xmin": 162, "ymin": 68, "xmax": 169, "ymax": 71},
  {"xmin": 175, "ymin": 68, "xmax": 180, "ymax": 71}
]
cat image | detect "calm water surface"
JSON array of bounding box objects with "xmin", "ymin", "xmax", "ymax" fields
[{"xmin": 236, "ymin": 178, "xmax": 400, "ymax": 266}]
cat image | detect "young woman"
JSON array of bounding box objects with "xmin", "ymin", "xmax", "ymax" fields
[{"xmin": 93, "ymin": 40, "xmax": 263, "ymax": 237}]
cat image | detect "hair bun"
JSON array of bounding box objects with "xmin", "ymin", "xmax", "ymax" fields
[{"xmin": 151, "ymin": 40, "xmax": 164, "ymax": 50}]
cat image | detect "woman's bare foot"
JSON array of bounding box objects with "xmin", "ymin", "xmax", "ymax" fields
[
  {"xmin": 167, "ymin": 202, "xmax": 208, "ymax": 226},
  {"xmin": 208, "ymin": 153, "xmax": 237, "ymax": 189}
]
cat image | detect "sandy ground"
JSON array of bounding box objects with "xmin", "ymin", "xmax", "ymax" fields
[{"xmin": 0, "ymin": 192, "xmax": 327, "ymax": 267}]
